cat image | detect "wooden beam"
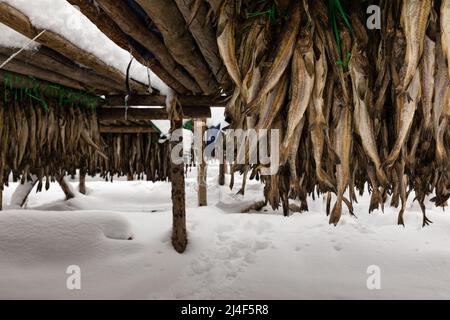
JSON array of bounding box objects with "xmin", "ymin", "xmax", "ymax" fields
[
  {"xmin": 135, "ymin": 0, "xmax": 219, "ymax": 94},
  {"xmin": 67, "ymin": 0, "xmax": 189, "ymax": 94},
  {"xmin": 0, "ymin": 2, "xmax": 146, "ymax": 93},
  {"xmin": 170, "ymin": 117, "xmax": 188, "ymax": 253},
  {"xmin": 79, "ymin": 171, "xmax": 86, "ymax": 195},
  {"xmin": 99, "ymin": 126, "xmax": 157, "ymax": 134},
  {"xmin": 0, "ymin": 46, "xmax": 123, "ymax": 93},
  {"xmin": 8, "ymin": 176, "xmax": 38, "ymax": 208},
  {"xmin": 0, "ymin": 53, "xmax": 87, "ymax": 92},
  {"xmin": 174, "ymin": 0, "xmax": 230, "ymax": 90},
  {"xmin": 97, "ymin": 106, "xmax": 211, "ymax": 121},
  {"xmin": 104, "ymin": 94, "xmax": 228, "ymax": 107},
  {"xmin": 88, "ymin": 0, "xmax": 201, "ymax": 94},
  {"xmin": 0, "ymin": 70, "xmax": 103, "ymax": 105}
]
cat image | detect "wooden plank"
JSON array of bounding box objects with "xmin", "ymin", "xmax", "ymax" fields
[
  {"xmin": 0, "ymin": 53, "xmax": 87, "ymax": 92},
  {"xmin": 135, "ymin": 0, "xmax": 219, "ymax": 94},
  {"xmin": 92, "ymin": 0, "xmax": 202, "ymax": 94},
  {"xmin": 97, "ymin": 106, "xmax": 211, "ymax": 121},
  {"xmin": 99, "ymin": 126, "xmax": 156, "ymax": 134},
  {"xmin": 0, "ymin": 2, "xmax": 147, "ymax": 93},
  {"xmin": 67, "ymin": 0, "xmax": 189, "ymax": 94},
  {"xmin": 104, "ymin": 94, "xmax": 228, "ymax": 107},
  {"xmin": 0, "ymin": 70, "xmax": 103, "ymax": 105},
  {"xmin": 174, "ymin": 0, "xmax": 230, "ymax": 89},
  {"xmin": 0, "ymin": 46, "xmax": 123, "ymax": 93}
]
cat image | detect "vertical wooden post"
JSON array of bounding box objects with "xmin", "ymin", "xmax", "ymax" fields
[
  {"xmin": 195, "ymin": 118, "xmax": 207, "ymax": 206},
  {"xmin": 9, "ymin": 176, "xmax": 38, "ymax": 208},
  {"xmin": 218, "ymin": 132, "xmax": 226, "ymax": 186},
  {"xmin": 0, "ymin": 169, "xmax": 3, "ymax": 210},
  {"xmin": 79, "ymin": 170, "xmax": 86, "ymax": 195},
  {"xmin": 171, "ymin": 117, "xmax": 187, "ymax": 253}
]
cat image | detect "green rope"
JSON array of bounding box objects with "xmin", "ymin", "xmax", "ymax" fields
[
  {"xmin": 1, "ymin": 71, "xmax": 101, "ymax": 110},
  {"xmin": 326, "ymin": 0, "xmax": 354, "ymax": 69}
]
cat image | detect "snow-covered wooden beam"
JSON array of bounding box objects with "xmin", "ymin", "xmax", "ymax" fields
[
  {"xmin": 135, "ymin": 0, "xmax": 219, "ymax": 95},
  {"xmin": 66, "ymin": 0, "xmax": 189, "ymax": 95},
  {"xmin": 174, "ymin": 0, "xmax": 230, "ymax": 90},
  {"xmin": 104, "ymin": 94, "xmax": 228, "ymax": 107},
  {"xmin": 0, "ymin": 70, "xmax": 102, "ymax": 105},
  {"xmin": 97, "ymin": 106, "xmax": 211, "ymax": 121},
  {"xmin": 73, "ymin": 0, "xmax": 201, "ymax": 95},
  {"xmin": 0, "ymin": 47, "xmax": 123, "ymax": 94},
  {"xmin": 0, "ymin": 2, "xmax": 147, "ymax": 93},
  {"xmin": 99, "ymin": 126, "xmax": 157, "ymax": 134},
  {"xmin": 0, "ymin": 53, "xmax": 88, "ymax": 92}
]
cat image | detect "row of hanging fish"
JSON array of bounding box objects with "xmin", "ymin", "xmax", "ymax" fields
[
  {"xmin": 213, "ymin": 0, "xmax": 450, "ymax": 225},
  {"xmin": 99, "ymin": 132, "xmax": 171, "ymax": 182},
  {"xmin": 0, "ymin": 89, "xmax": 105, "ymax": 192}
]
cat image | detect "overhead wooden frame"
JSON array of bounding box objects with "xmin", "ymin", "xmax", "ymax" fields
[
  {"xmin": 66, "ymin": 0, "xmax": 189, "ymax": 95},
  {"xmin": 99, "ymin": 125, "xmax": 157, "ymax": 134},
  {"xmin": 135, "ymin": 0, "xmax": 219, "ymax": 95},
  {"xmin": 97, "ymin": 106, "xmax": 211, "ymax": 122},
  {"xmin": 104, "ymin": 94, "xmax": 228, "ymax": 107},
  {"xmin": 0, "ymin": 46, "xmax": 125, "ymax": 94},
  {"xmin": 0, "ymin": 2, "xmax": 147, "ymax": 93}
]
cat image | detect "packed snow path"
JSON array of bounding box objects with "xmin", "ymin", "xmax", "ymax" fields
[{"xmin": 0, "ymin": 165, "xmax": 449, "ymax": 299}]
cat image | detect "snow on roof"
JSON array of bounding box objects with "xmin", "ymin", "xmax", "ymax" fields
[
  {"xmin": 0, "ymin": 0, "xmax": 172, "ymax": 97},
  {"xmin": 0, "ymin": 23, "xmax": 40, "ymax": 49}
]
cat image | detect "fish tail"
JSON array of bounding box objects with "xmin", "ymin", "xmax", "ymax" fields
[
  {"xmin": 329, "ymin": 200, "xmax": 342, "ymax": 226},
  {"xmin": 369, "ymin": 189, "xmax": 382, "ymax": 213},
  {"xmin": 326, "ymin": 192, "xmax": 332, "ymax": 216}
]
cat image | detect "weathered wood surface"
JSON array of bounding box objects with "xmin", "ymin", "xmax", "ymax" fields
[
  {"xmin": 0, "ymin": 2, "xmax": 146, "ymax": 93},
  {"xmin": 195, "ymin": 119, "xmax": 207, "ymax": 206},
  {"xmin": 135, "ymin": 0, "xmax": 219, "ymax": 95},
  {"xmin": 98, "ymin": 106, "xmax": 211, "ymax": 121},
  {"xmin": 0, "ymin": 46, "xmax": 123, "ymax": 93},
  {"xmin": 90, "ymin": 0, "xmax": 201, "ymax": 94},
  {"xmin": 0, "ymin": 53, "xmax": 88, "ymax": 92},
  {"xmin": 99, "ymin": 125, "xmax": 157, "ymax": 134},
  {"xmin": 170, "ymin": 118, "xmax": 188, "ymax": 253},
  {"xmin": 174, "ymin": 0, "xmax": 230, "ymax": 89},
  {"xmin": 67, "ymin": 0, "xmax": 188, "ymax": 94},
  {"xmin": 104, "ymin": 94, "xmax": 228, "ymax": 107}
]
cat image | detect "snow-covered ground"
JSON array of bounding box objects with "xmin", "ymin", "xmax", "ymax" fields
[{"xmin": 0, "ymin": 164, "xmax": 449, "ymax": 300}]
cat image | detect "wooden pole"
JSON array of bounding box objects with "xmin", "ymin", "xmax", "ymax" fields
[
  {"xmin": 105, "ymin": 94, "xmax": 228, "ymax": 107},
  {"xmin": 79, "ymin": 171, "xmax": 86, "ymax": 195},
  {"xmin": 0, "ymin": 2, "xmax": 147, "ymax": 93},
  {"xmin": 99, "ymin": 126, "xmax": 156, "ymax": 134},
  {"xmin": 8, "ymin": 176, "xmax": 38, "ymax": 208},
  {"xmin": 97, "ymin": 107, "xmax": 211, "ymax": 122},
  {"xmin": 218, "ymin": 132, "xmax": 226, "ymax": 186},
  {"xmin": 0, "ymin": 46, "xmax": 123, "ymax": 93},
  {"xmin": 66, "ymin": 0, "xmax": 190, "ymax": 94},
  {"xmin": 195, "ymin": 119, "xmax": 207, "ymax": 206},
  {"xmin": 170, "ymin": 117, "xmax": 187, "ymax": 253}
]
